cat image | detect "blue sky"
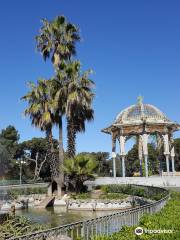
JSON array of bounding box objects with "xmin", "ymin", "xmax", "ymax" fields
[{"xmin": 0, "ymin": 0, "xmax": 180, "ymax": 153}]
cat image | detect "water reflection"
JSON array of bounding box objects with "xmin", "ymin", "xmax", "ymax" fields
[{"xmin": 16, "ymin": 207, "xmax": 118, "ymax": 227}]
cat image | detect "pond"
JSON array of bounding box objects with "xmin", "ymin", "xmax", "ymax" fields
[{"xmin": 16, "ymin": 207, "xmax": 118, "ymax": 227}]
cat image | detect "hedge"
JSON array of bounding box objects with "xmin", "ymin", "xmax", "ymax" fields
[
  {"xmin": 7, "ymin": 187, "xmax": 47, "ymax": 199},
  {"xmin": 101, "ymin": 184, "xmax": 168, "ymax": 201}
]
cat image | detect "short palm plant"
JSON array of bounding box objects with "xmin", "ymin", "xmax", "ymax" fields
[{"xmin": 64, "ymin": 153, "xmax": 97, "ymax": 193}]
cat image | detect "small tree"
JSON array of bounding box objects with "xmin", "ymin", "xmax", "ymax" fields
[
  {"xmin": 64, "ymin": 153, "xmax": 97, "ymax": 193},
  {"xmin": 25, "ymin": 152, "xmax": 47, "ymax": 182}
]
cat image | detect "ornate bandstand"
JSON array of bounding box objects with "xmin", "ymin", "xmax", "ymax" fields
[{"xmin": 102, "ymin": 98, "xmax": 180, "ymax": 177}]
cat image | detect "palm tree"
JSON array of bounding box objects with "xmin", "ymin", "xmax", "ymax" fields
[
  {"xmin": 48, "ymin": 64, "xmax": 70, "ymax": 180},
  {"xmin": 64, "ymin": 153, "xmax": 97, "ymax": 193},
  {"xmin": 65, "ymin": 61, "xmax": 94, "ymax": 158},
  {"xmin": 48, "ymin": 60, "xmax": 94, "ymax": 170},
  {"xmin": 21, "ymin": 79, "xmax": 55, "ymax": 141},
  {"xmin": 21, "ymin": 80, "xmax": 61, "ymax": 179},
  {"xmin": 36, "ymin": 15, "xmax": 80, "ymax": 69},
  {"xmin": 36, "ymin": 15, "xmax": 80, "ymax": 186}
]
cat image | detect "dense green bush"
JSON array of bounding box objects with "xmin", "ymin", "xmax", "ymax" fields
[
  {"xmin": 100, "ymin": 192, "xmax": 127, "ymax": 200},
  {"xmin": 101, "ymin": 184, "xmax": 167, "ymax": 201},
  {"xmin": 71, "ymin": 192, "xmax": 91, "ymax": 199},
  {"xmin": 90, "ymin": 191, "xmax": 180, "ymax": 240},
  {"xmin": 7, "ymin": 187, "xmax": 47, "ymax": 199}
]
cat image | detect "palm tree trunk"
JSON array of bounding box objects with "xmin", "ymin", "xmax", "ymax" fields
[
  {"xmin": 59, "ymin": 115, "xmax": 64, "ymax": 185},
  {"xmin": 67, "ymin": 118, "xmax": 76, "ymax": 158},
  {"xmin": 46, "ymin": 128, "xmax": 53, "ymax": 150}
]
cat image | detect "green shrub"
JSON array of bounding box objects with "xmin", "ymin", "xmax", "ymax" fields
[
  {"xmin": 7, "ymin": 187, "xmax": 47, "ymax": 199},
  {"xmin": 100, "ymin": 193, "xmax": 127, "ymax": 200},
  {"xmin": 100, "ymin": 184, "xmax": 167, "ymax": 201},
  {"xmin": 71, "ymin": 192, "xmax": 90, "ymax": 199},
  {"xmin": 90, "ymin": 191, "xmax": 180, "ymax": 240}
]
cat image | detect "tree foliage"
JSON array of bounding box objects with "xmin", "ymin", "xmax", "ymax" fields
[
  {"xmin": 0, "ymin": 126, "xmax": 20, "ymax": 178},
  {"xmin": 0, "ymin": 143, "xmax": 10, "ymax": 177},
  {"xmin": 81, "ymin": 152, "xmax": 110, "ymax": 176},
  {"xmin": 126, "ymin": 143, "xmax": 158, "ymax": 176},
  {"xmin": 21, "ymin": 137, "xmax": 58, "ymax": 180},
  {"xmin": 174, "ymin": 138, "xmax": 180, "ymax": 171},
  {"xmin": 0, "ymin": 125, "xmax": 20, "ymax": 157}
]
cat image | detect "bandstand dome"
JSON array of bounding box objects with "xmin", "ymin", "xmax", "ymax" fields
[
  {"xmin": 115, "ymin": 103, "xmax": 169, "ymax": 124},
  {"xmin": 102, "ymin": 99, "xmax": 180, "ymax": 135},
  {"xmin": 102, "ymin": 98, "xmax": 180, "ymax": 178}
]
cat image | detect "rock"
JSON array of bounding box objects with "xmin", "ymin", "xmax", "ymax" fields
[
  {"xmin": 47, "ymin": 235, "xmax": 72, "ymax": 240},
  {"xmin": 29, "ymin": 197, "xmax": 34, "ymax": 203},
  {"xmin": 54, "ymin": 199, "xmax": 66, "ymax": 206}
]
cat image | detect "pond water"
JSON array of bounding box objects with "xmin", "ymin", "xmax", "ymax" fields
[{"xmin": 16, "ymin": 207, "xmax": 118, "ymax": 227}]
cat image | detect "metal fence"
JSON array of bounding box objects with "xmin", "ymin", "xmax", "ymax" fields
[{"xmin": 10, "ymin": 185, "xmax": 169, "ymax": 240}]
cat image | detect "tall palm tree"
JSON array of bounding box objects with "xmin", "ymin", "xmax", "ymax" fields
[
  {"xmin": 49, "ymin": 60, "xmax": 94, "ymax": 160},
  {"xmin": 65, "ymin": 61, "xmax": 94, "ymax": 158},
  {"xmin": 21, "ymin": 80, "xmax": 60, "ymax": 178},
  {"xmin": 48, "ymin": 69, "xmax": 68, "ymax": 180},
  {"xmin": 36, "ymin": 15, "xmax": 80, "ymax": 69},
  {"xmin": 21, "ymin": 79, "xmax": 55, "ymax": 139},
  {"xmin": 36, "ymin": 16, "xmax": 80, "ymax": 185}
]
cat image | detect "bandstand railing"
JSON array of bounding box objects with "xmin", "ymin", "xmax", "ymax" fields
[{"xmin": 10, "ymin": 185, "xmax": 170, "ymax": 240}]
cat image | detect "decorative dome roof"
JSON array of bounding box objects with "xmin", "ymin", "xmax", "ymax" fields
[
  {"xmin": 115, "ymin": 102, "xmax": 169, "ymax": 124},
  {"xmin": 102, "ymin": 97, "xmax": 180, "ymax": 135}
]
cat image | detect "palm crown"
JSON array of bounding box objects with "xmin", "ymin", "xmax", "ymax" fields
[
  {"xmin": 36, "ymin": 16, "xmax": 80, "ymax": 68},
  {"xmin": 21, "ymin": 79, "xmax": 55, "ymax": 137}
]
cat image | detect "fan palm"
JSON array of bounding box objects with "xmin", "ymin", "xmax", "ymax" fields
[
  {"xmin": 48, "ymin": 61, "xmax": 94, "ymax": 171},
  {"xmin": 36, "ymin": 15, "xmax": 80, "ymax": 69},
  {"xmin": 64, "ymin": 153, "xmax": 97, "ymax": 192},
  {"xmin": 66, "ymin": 62, "xmax": 94, "ymax": 158},
  {"xmin": 21, "ymin": 79, "xmax": 56, "ymax": 145},
  {"xmin": 47, "ymin": 76, "xmax": 67, "ymax": 179},
  {"xmin": 22, "ymin": 79, "xmax": 62, "ymax": 180}
]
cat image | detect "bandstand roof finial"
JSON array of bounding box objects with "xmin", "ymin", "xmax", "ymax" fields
[{"xmin": 137, "ymin": 95, "xmax": 143, "ymax": 105}]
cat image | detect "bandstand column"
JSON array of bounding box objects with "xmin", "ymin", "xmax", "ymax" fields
[
  {"xmin": 112, "ymin": 135, "xmax": 116, "ymax": 178},
  {"xmin": 162, "ymin": 134, "xmax": 170, "ymax": 176},
  {"xmin": 141, "ymin": 134, "xmax": 149, "ymax": 177},
  {"xmin": 119, "ymin": 136, "xmax": 126, "ymax": 177},
  {"xmin": 171, "ymin": 147, "xmax": 175, "ymax": 175},
  {"xmin": 121, "ymin": 155, "xmax": 125, "ymax": 178},
  {"xmin": 138, "ymin": 136, "xmax": 143, "ymax": 177},
  {"xmin": 144, "ymin": 155, "xmax": 148, "ymax": 178},
  {"xmin": 165, "ymin": 155, "xmax": 170, "ymax": 176}
]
